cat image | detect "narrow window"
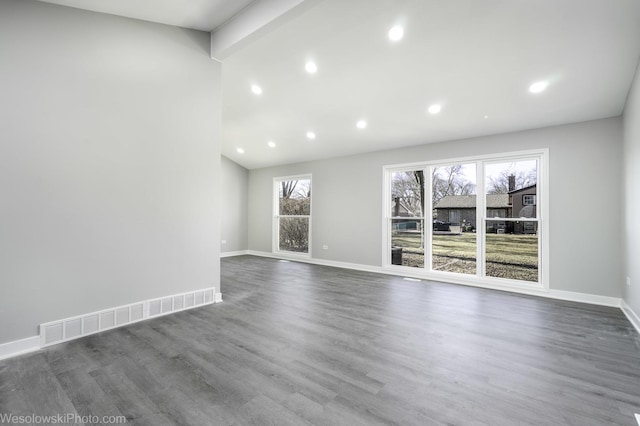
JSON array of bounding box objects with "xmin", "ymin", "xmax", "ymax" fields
[
  {"xmin": 274, "ymin": 176, "xmax": 311, "ymax": 255},
  {"xmin": 390, "ymin": 170, "xmax": 425, "ymax": 268}
]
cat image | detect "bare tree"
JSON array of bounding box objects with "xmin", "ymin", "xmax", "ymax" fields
[
  {"xmin": 414, "ymin": 170, "xmax": 425, "ymax": 215},
  {"xmin": 432, "ymin": 165, "xmax": 476, "ymax": 204},
  {"xmin": 391, "ymin": 171, "xmax": 424, "ymax": 216},
  {"xmin": 279, "ymin": 179, "xmax": 311, "ymax": 251},
  {"xmin": 279, "ymin": 180, "xmax": 311, "ymax": 215},
  {"xmin": 487, "ymin": 169, "xmax": 536, "ymax": 194},
  {"xmin": 392, "ymin": 167, "xmax": 476, "ymax": 216},
  {"xmin": 280, "ymin": 180, "xmax": 298, "ymax": 199},
  {"xmin": 279, "ymin": 218, "xmax": 309, "ymax": 252}
]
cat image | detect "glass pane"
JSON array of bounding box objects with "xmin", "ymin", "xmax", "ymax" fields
[
  {"xmin": 391, "ymin": 219, "xmax": 424, "ymax": 268},
  {"xmin": 484, "ymin": 159, "xmax": 538, "ymax": 282},
  {"xmin": 279, "ymin": 179, "xmax": 311, "ymax": 215},
  {"xmin": 485, "ymin": 220, "xmax": 538, "ymax": 282},
  {"xmin": 431, "ymin": 163, "xmax": 477, "ymax": 274},
  {"xmin": 391, "ymin": 171, "xmax": 424, "ymax": 217},
  {"xmin": 279, "ymin": 217, "xmax": 309, "ymax": 253},
  {"xmin": 485, "ymin": 159, "xmax": 537, "ymax": 218}
]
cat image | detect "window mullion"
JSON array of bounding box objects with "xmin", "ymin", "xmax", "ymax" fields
[
  {"xmin": 425, "ymin": 166, "xmax": 433, "ymax": 271},
  {"xmin": 476, "ymin": 160, "xmax": 485, "ymax": 278}
]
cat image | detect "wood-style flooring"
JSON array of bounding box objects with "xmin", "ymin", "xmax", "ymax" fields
[{"xmin": 1, "ymin": 255, "xmax": 640, "ymax": 425}]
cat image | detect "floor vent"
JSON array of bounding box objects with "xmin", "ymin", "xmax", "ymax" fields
[{"xmin": 40, "ymin": 288, "xmax": 216, "ymax": 348}]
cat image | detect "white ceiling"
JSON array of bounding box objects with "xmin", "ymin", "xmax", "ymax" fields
[
  {"xmin": 38, "ymin": 0, "xmax": 257, "ymax": 31},
  {"xmin": 37, "ymin": 0, "xmax": 640, "ymax": 170}
]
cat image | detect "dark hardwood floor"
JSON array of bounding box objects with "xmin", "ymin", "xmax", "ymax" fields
[{"xmin": 1, "ymin": 255, "xmax": 640, "ymax": 425}]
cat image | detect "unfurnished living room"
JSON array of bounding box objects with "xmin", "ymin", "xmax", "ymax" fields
[{"xmin": 1, "ymin": 0, "xmax": 640, "ymax": 425}]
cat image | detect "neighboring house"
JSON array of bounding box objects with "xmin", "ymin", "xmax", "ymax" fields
[
  {"xmin": 509, "ymin": 184, "xmax": 537, "ymax": 234},
  {"xmin": 509, "ymin": 184, "xmax": 537, "ymax": 218},
  {"xmin": 433, "ymin": 184, "xmax": 537, "ymax": 234},
  {"xmin": 434, "ymin": 194, "xmax": 510, "ymax": 229}
]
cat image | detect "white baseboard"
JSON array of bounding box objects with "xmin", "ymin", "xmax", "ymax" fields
[
  {"xmin": 221, "ymin": 250, "xmax": 249, "ymax": 258},
  {"xmin": 245, "ymin": 250, "xmax": 386, "ymax": 275},
  {"xmin": 547, "ymin": 290, "xmax": 621, "ymax": 308},
  {"xmin": 621, "ymin": 299, "xmax": 640, "ymax": 335},
  {"xmin": 0, "ymin": 336, "xmax": 40, "ymax": 361},
  {"xmin": 241, "ymin": 250, "xmax": 623, "ymax": 309}
]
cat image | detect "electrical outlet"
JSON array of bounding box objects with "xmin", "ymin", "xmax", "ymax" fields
[
  {"xmin": 627, "ymin": 277, "xmax": 631, "ymax": 287},
  {"xmin": 322, "ymin": 245, "xmax": 329, "ymax": 250},
  {"xmin": 221, "ymin": 240, "xmax": 227, "ymax": 244}
]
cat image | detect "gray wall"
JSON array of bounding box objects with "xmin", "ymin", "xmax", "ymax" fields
[
  {"xmin": 623, "ymin": 61, "xmax": 640, "ymax": 315},
  {"xmin": 249, "ymin": 117, "xmax": 623, "ymax": 298},
  {"xmin": 0, "ymin": 0, "xmax": 221, "ymax": 344},
  {"xmin": 221, "ymin": 156, "xmax": 249, "ymax": 253}
]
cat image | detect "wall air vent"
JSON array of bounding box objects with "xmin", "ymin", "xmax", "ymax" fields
[{"xmin": 40, "ymin": 288, "xmax": 218, "ymax": 348}]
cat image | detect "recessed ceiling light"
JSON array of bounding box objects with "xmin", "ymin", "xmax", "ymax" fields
[
  {"xmin": 305, "ymin": 61, "xmax": 318, "ymax": 74},
  {"xmin": 484, "ymin": 115, "xmax": 489, "ymax": 119},
  {"xmin": 267, "ymin": 141, "xmax": 276, "ymax": 148},
  {"xmin": 306, "ymin": 131, "xmax": 316, "ymax": 140},
  {"xmin": 529, "ymin": 80, "xmax": 548, "ymax": 94},
  {"xmin": 388, "ymin": 26, "xmax": 404, "ymax": 41},
  {"xmin": 251, "ymin": 84, "xmax": 262, "ymax": 95},
  {"xmin": 427, "ymin": 104, "xmax": 442, "ymax": 114},
  {"xmin": 237, "ymin": 148, "xmax": 245, "ymax": 154},
  {"xmin": 356, "ymin": 120, "xmax": 367, "ymax": 129}
]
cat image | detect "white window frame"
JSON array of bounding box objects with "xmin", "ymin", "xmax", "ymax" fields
[
  {"xmin": 273, "ymin": 174, "xmax": 312, "ymax": 258},
  {"xmin": 386, "ymin": 167, "xmax": 427, "ymax": 268},
  {"xmin": 523, "ymin": 194, "xmax": 536, "ymax": 206},
  {"xmin": 383, "ymin": 149, "xmax": 549, "ymax": 292}
]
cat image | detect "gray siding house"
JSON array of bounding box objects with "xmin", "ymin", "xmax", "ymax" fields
[
  {"xmin": 433, "ymin": 184, "xmax": 537, "ymax": 234},
  {"xmin": 433, "ymin": 194, "xmax": 510, "ymax": 229},
  {"xmin": 509, "ymin": 184, "xmax": 537, "ymax": 234}
]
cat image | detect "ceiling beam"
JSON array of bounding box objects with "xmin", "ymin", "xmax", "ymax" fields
[{"xmin": 210, "ymin": 0, "xmax": 321, "ymax": 61}]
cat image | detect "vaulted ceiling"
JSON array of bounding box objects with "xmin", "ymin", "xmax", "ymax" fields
[{"xmin": 38, "ymin": 0, "xmax": 640, "ymax": 170}]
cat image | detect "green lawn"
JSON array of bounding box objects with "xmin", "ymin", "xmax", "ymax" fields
[
  {"xmin": 391, "ymin": 232, "xmax": 424, "ymax": 253},
  {"xmin": 484, "ymin": 234, "xmax": 538, "ymax": 267},
  {"xmin": 433, "ymin": 234, "xmax": 475, "ymax": 260},
  {"xmin": 392, "ymin": 231, "xmax": 538, "ymax": 282}
]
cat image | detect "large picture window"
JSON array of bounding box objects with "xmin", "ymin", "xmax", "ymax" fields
[
  {"xmin": 274, "ymin": 175, "xmax": 311, "ymax": 255},
  {"xmin": 384, "ymin": 150, "xmax": 548, "ymax": 289}
]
